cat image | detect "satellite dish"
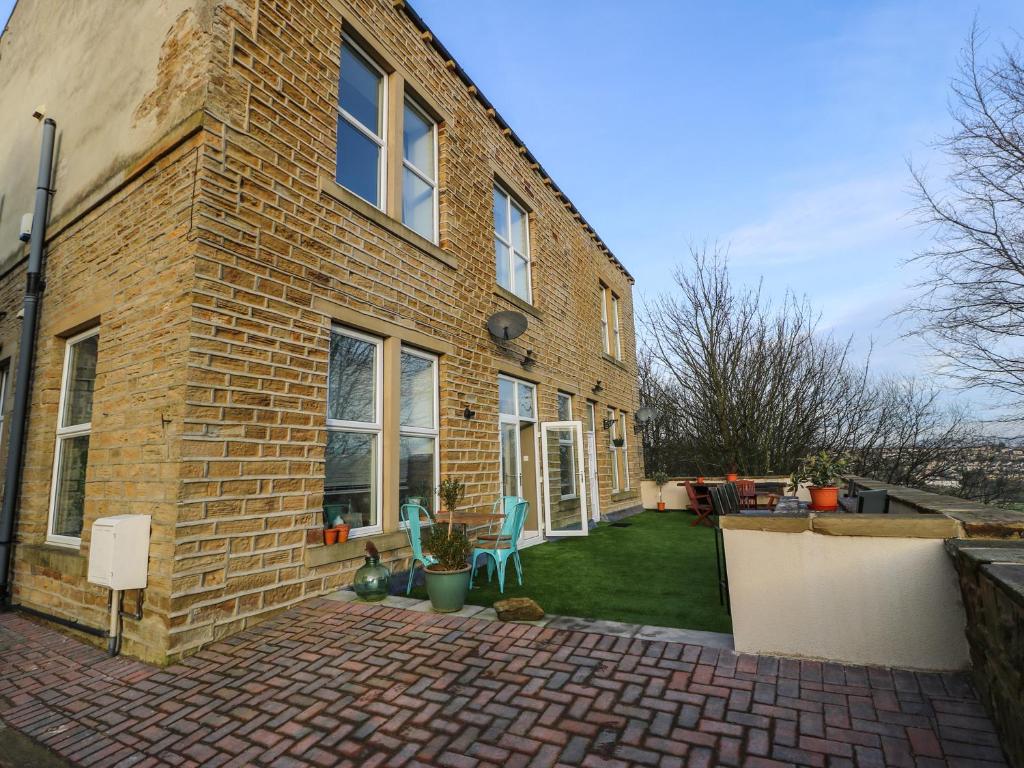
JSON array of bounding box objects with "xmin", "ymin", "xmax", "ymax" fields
[
  {"xmin": 636, "ymin": 406, "xmax": 657, "ymax": 424},
  {"xmin": 486, "ymin": 310, "xmax": 528, "ymax": 341}
]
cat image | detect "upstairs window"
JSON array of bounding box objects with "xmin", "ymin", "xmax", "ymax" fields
[
  {"xmin": 493, "ymin": 184, "xmax": 531, "ymax": 302},
  {"xmin": 600, "ymin": 284, "xmax": 622, "ymax": 360},
  {"xmin": 337, "ymin": 37, "xmax": 387, "ymax": 208},
  {"xmin": 402, "ymin": 99, "xmax": 438, "ymax": 243},
  {"xmin": 48, "ymin": 329, "xmax": 99, "ymax": 545}
]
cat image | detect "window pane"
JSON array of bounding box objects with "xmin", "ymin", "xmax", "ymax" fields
[
  {"xmin": 513, "ymin": 255, "xmax": 530, "ymax": 300},
  {"xmin": 510, "ymin": 203, "xmax": 527, "ymax": 253},
  {"xmin": 493, "ymin": 187, "xmax": 508, "ymax": 240},
  {"xmin": 403, "ymin": 102, "xmax": 434, "ymax": 176},
  {"xmin": 62, "ymin": 334, "xmax": 98, "ymax": 427},
  {"xmin": 557, "ymin": 394, "xmax": 572, "ymax": 421},
  {"xmin": 400, "ymin": 435, "xmax": 436, "ymax": 514},
  {"xmin": 337, "ymin": 118, "xmax": 381, "ymax": 205},
  {"xmin": 495, "ymin": 239, "xmax": 511, "ymax": 290},
  {"xmin": 340, "ymin": 41, "xmax": 381, "ymax": 134},
  {"xmin": 325, "ymin": 431, "xmax": 377, "ymax": 529},
  {"xmin": 402, "ymin": 167, "xmax": 435, "ymax": 241},
  {"xmin": 559, "ymin": 443, "xmax": 576, "ymax": 497},
  {"xmin": 499, "ymin": 378, "xmax": 515, "ymax": 416},
  {"xmin": 52, "ymin": 434, "xmax": 89, "ymax": 538},
  {"xmin": 328, "ymin": 332, "xmax": 377, "ymax": 423},
  {"xmin": 500, "ymin": 422, "xmax": 518, "ymax": 498},
  {"xmin": 585, "ymin": 403, "xmax": 595, "ymax": 432},
  {"xmin": 517, "ymin": 383, "xmax": 535, "ymax": 420},
  {"xmin": 400, "ymin": 351, "xmax": 435, "ymax": 428}
]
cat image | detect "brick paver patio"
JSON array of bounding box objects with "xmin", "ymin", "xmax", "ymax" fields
[{"xmin": 0, "ymin": 599, "xmax": 1007, "ymax": 767}]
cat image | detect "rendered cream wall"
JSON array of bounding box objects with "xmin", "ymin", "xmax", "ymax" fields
[{"xmin": 724, "ymin": 529, "xmax": 969, "ymax": 670}]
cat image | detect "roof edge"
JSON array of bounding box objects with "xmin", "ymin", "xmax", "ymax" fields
[{"xmin": 394, "ymin": 0, "xmax": 634, "ymax": 284}]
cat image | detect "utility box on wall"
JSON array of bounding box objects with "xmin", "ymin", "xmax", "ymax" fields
[{"xmin": 87, "ymin": 515, "xmax": 151, "ymax": 590}]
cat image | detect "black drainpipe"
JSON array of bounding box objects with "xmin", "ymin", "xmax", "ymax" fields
[{"xmin": 0, "ymin": 118, "xmax": 56, "ymax": 607}]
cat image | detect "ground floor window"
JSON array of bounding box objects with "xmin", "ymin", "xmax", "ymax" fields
[
  {"xmin": 608, "ymin": 406, "xmax": 620, "ymax": 493},
  {"xmin": 619, "ymin": 411, "xmax": 630, "ymax": 491},
  {"xmin": 48, "ymin": 328, "xmax": 99, "ymax": 545},
  {"xmin": 325, "ymin": 327, "xmax": 383, "ymax": 534},
  {"xmin": 399, "ymin": 347, "xmax": 438, "ymax": 515}
]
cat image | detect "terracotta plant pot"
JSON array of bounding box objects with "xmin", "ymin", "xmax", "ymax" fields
[
  {"xmin": 726, "ymin": 473, "xmax": 739, "ymax": 482},
  {"xmin": 657, "ymin": 501, "xmax": 667, "ymax": 512},
  {"xmin": 323, "ymin": 527, "xmax": 339, "ymax": 546},
  {"xmin": 808, "ymin": 486, "xmax": 839, "ymax": 511},
  {"xmin": 335, "ymin": 524, "xmax": 351, "ymax": 543},
  {"xmin": 696, "ymin": 476, "xmax": 705, "ymax": 484}
]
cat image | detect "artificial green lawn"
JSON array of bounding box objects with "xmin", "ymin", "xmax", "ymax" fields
[{"xmin": 408, "ymin": 510, "xmax": 732, "ymax": 634}]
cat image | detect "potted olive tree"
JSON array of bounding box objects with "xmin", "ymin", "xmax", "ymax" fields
[
  {"xmin": 789, "ymin": 451, "xmax": 850, "ymax": 511},
  {"xmin": 652, "ymin": 471, "xmax": 670, "ymax": 512},
  {"xmin": 422, "ymin": 478, "xmax": 473, "ymax": 612}
]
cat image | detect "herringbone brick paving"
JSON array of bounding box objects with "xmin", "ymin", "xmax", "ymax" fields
[{"xmin": 0, "ymin": 600, "xmax": 1007, "ymax": 767}]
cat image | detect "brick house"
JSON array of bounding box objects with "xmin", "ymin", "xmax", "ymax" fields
[{"xmin": 0, "ymin": 0, "xmax": 641, "ymax": 663}]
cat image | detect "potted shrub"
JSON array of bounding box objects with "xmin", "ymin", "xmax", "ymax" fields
[
  {"xmin": 652, "ymin": 471, "xmax": 670, "ymax": 512},
  {"xmin": 422, "ymin": 478, "xmax": 473, "ymax": 612},
  {"xmin": 789, "ymin": 451, "xmax": 850, "ymax": 511},
  {"xmin": 612, "ymin": 437, "xmax": 625, "ymax": 448}
]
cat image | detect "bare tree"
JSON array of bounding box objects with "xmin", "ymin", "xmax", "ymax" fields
[
  {"xmin": 908, "ymin": 25, "xmax": 1024, "ymax": 421},
  {"xmin": 643, "ymin": 247, "xmax": 864, "ymax": 476}
]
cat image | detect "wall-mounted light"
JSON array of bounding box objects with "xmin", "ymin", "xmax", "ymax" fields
[
  {"xmin": 463, "ymin": 405, "xmax": 476, "ymax": 419},
  {"xmin": 592, "ymin": 380, "xmax": 604, "ymax": 394},
  {"xmin": 602, "ymin": 417, "xmax": 616, "ymax": 430},
  {"xmin": 521, "ymin": 349, "xmax": 536, "ymax": 367}
]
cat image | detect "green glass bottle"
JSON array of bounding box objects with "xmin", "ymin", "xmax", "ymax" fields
[{"xmin": 353, "ymin": 553, "xmax": 390, "ymax": 602}]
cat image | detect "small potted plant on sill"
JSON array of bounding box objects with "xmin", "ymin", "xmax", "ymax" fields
[
  {"xmin": 422, "ymin": 478, "xmax": 472, "ymax": 613},
  {"xmin": 789, "ymin": 451, "xmax": 850, "ymax": 511},
  {"xmin": 652, "ymin": 470, "xmax": 670, "ymax": 512}
]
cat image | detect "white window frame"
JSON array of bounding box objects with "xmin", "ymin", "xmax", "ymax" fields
[
  {"xmin": 399, "ymin": 345, "xmax": 440, "ymax": 519},
  {"xmin": 620, "ymin": 411, "xmax": 630, "ymax": 490},
  {"xmin": 47, "ymin": 327, "xmax": 99, "ymax": 548},
  {"xmin": 498, "ymin": 375, "xmax": 537, "ymax": 503},
  {"xmin": 556, "ymin": 392, "xmax": 577, "ymax": 500},
  {"xmin": 337, "ymin": 35, "xmax": 388, "ymax": 210},
  {"xmin": 493, "ymin": 183, "xmax": 532, "ymax": 303},
  {"xmin": 611, "ymin": 295, "xmax": 622, "ymax": 360},
  {"xmin": 326, "ymin": 325, "xmax": 384, "ymax": 537},
  {"xmin": 608, "ymin": 406, "xmax": 620, "ymax": 493},
  {"xmin": 401, "ymin": 97, "xmax": 439, "ymax": 244},
  {"xmin": 600, "ymin": 285, "xmax": 611, "ymax": 355}
]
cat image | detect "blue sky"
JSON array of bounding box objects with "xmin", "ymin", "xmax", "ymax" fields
[{"xmin": 3, "ymin": 1, "xmax": 1023, "ymax": 398}]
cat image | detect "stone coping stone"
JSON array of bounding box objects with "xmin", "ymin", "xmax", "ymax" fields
[
  {"xmin": 720, "ymin": 512, "xmax": 958, "ymax": 538},
  {"xmin": 850, "ymin": 476, "xmax": 1024, "ymax": 538},
  {"xmin": 983, "ymin": 563, "xmax": 1024, "ymax": 609},
  {"xmin": 304, "ymin": 530, "xmax": 408, "ymax": 568}
]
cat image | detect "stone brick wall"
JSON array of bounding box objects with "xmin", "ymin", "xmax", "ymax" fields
[
  {"xmin": 3, "ymin": 135, "xmax": 202, "ymax": 662},
  {"xmin": 946, "ymin": 540, "xmax": 1022, "ymax": 768},
  {"xmin": 164, "ymin": 0, "xmax": 641, "ymax": 658},
  {"xmin": 2, "ymin": 0, "xmax": 642, "ymax": 663}
]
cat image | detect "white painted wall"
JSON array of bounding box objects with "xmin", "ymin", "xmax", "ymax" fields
[{"xmin": 724, "ymin": 529, "xmax": 969, "ymax": 670}]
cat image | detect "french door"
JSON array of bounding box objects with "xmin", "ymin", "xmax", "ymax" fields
[{"xmin": 540, "ymin": 421, "xmax": 589, "ymax": 536}]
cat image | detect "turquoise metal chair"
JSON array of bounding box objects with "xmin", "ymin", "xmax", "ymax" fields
[
  {"xmin": 469, "ymin": 499, "xmax": 528, "ymax": 593},
  {"xmin": 400, "ymin": 503, "xmax": 437, "ymax": 594}
]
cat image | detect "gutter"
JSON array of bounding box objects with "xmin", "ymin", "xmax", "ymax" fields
[{"xmin": 0, "ymin": 118, "xmax": 56, "ymax": 606}]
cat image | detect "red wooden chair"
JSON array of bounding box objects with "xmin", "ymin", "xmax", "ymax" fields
[
  {"xmin": 683, "ymin": 481, "xmax": 715, "ymax": 527},
  {"xmin": 735, "ymin": 480, "xmax": 757, "ymax": 509}
]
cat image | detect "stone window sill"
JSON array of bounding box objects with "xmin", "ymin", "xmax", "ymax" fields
[
  {"xmin": 602, "ymin": 353, "xmax": 628, "ymax": 371},
  {"xmin": 318, "ymin": 174, "xmax": 458, "ymax": 271},
  {"xmin": 493, "ymin": 286, "xmax": 543, "ymax": 320},
  {"xmin": 304, "ymin": 530, "xmax": 409, "ymax": 569}
]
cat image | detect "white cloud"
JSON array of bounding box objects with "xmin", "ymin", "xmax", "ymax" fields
[{"xmin": 724, "ymin": 174, "xmax": 917, "ymax": 267}]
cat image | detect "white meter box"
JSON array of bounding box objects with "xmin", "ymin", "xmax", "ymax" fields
[{"xmin": 87, "ymin": 515, "xmax": 151, "ymax": 590}]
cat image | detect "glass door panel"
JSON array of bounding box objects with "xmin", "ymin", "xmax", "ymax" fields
[
  {"xmin": 540, "ymin": 421, "xmax": 588, "ymax": 536},
  {"xmin": 500, "ymin": 422, "xmax": 520, "ymax": 499}
]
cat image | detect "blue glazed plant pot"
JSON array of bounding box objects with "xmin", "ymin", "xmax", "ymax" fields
[{"xmin": 353, "ymin": 555, "xmax": 391, "ymax": 602}]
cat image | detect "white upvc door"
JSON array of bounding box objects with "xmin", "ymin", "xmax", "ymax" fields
[
  {"xmin": 540, "ymin": 421, "xmax": 589, "ymax": 537},
  {"xmin": 586, "ymin": 432, "xmax": 601, "ymax": 522}
]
